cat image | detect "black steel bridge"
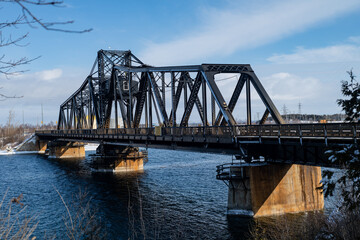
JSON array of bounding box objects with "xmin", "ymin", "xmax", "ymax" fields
[{"xmin": 36, "ymin": 50, "xmax": 357, "ymax": 167}]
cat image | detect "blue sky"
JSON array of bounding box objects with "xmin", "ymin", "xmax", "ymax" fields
[{"xmin": 1, "ymin": 0, "xmax": 360, "ymax": 125}]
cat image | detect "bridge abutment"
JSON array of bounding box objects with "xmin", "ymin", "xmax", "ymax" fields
[
  {"xmin": 47, "ymin": 141, "xmax": 85, "ymax": 159},
  {"xmin": 218, "ymin": 163, "xmax": 323, "ymax": 217},
  {"xmin": 91, "ymin": 144, "xmax": 147, "ymax": 172}
]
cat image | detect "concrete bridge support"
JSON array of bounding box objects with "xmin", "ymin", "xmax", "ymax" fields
[
  {"xmin": 223, "ymin": 164, "xmax": 323, "ymax": 217},
  {"xmin": 91, "ymin": 144, "xmax": 147, "ymax": 172},
  {"xmin": 37, "ymin": 140, "xmax": 48, "ymax": 154},
  {"xmin": 47, "ymin": 141, "xmax": 85, "ymax": 159}
]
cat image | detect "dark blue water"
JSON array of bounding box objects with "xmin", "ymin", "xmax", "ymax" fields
[{"xmin": 0, "ymin": 149, "xmax": 252, "ymax": 239}]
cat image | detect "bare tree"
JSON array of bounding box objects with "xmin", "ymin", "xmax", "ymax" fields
[{"xmin": 0, "ymin": 0, "xmax": 92, "ymax": 99}]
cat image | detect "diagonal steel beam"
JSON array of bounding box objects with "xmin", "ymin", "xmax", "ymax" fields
[
  {"xmin": 216, "ymin": 74, "xmax": 247, "ymax": 126},
  {"xmin": 133, "ymin": 73, "xmax": 148, "ymax": 128},
  {"xmin": 87, "ymin": 77, "xmax": 100, "ymax": 126},
  {"xmin": 180, "ymin": 72, "xmax": 202, "ymax": 127},
  {"xmin": 185, "ymin": 73, "xmax": 204, "ymax": 124},
  {"xmin": 246, "ymin": 72, "xmax": 285, "ymax": 124},
  {"xmin": 201, "ymin": 70, "xmax": 236, "ymax": 126},
  {"xmin": 169, "ymin": 72, "xmax": 185, "ymax": 124},
  {"xmin": 147, "ymin": 72, "xmax": 169, "ymax": 126},
  {"xmin": 260, "ymin": 109, "xmax": 270, "ymax": 125}
]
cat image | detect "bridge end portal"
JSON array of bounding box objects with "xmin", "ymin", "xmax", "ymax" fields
[{"xmin": 217, "ymin": 162, "xmax": 324, "ymax": 217}]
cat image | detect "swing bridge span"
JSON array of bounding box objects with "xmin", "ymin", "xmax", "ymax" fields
[{"xmin": 35, "ymin": 50, "xmax": 358, "ymax": 167}]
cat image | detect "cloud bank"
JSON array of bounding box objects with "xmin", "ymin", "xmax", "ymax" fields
[
  {"xmin": 140, "ymin": 0, "xmax": 360, "ymax": 65},
  {"xmin": 267, "ymin": 39, "xmax": 360, "ymax": 64}
]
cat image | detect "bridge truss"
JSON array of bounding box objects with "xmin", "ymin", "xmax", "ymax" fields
[{"xmin": 57, "ymin": 50, "xmax": 284, "ymax": 130}]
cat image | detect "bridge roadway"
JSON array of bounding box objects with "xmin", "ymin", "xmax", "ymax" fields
[{"xmin": 36, "ymin": 122, "xmax": 359, "ymax": 167}]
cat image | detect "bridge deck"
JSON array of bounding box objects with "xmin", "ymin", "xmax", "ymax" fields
[{"xmin": 36, "ymin": 123, "xmax": 358, "ymax": 167}]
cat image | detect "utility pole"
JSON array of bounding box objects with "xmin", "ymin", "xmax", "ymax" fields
[{"xmin": 282, "ymin": 104, "xmax": 288, "ymax": 123}]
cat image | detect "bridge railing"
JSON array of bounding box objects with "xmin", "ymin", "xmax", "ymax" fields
[
  {"xmin": 160, "ymin": 126, "xmax": 234, "ymax": 136},
  {"xmin": 35, "ymin": 123, "xmax": 360, "ymax": 139}
]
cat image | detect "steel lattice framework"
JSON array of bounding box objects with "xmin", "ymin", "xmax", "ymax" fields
[{"xmin": 57, "ymin": 50, "xmax": 284, "ymax": 130}]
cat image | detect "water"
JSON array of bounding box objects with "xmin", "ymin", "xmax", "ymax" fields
[{"xmin": 0, "ymin": 149, "xmax": 253, "ymax": 239}]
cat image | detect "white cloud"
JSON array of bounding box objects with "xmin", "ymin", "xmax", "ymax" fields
[
  {"xmin": 262, "ymin": 72, "xmax": 324, "ymax": 101},
  {"xmin": 267, "ymin": 44, "xmax": 360, "ymax": 64},
  {"xmin": 0, "ymin": 67, "xmax": 87, "ymax": 124},
  {"xmin": 36, "ymin": 68, "xmax": 63, "ymax": 81},
  {"xmin": 140, "ymin": 0, "xmax": 360, "ymax": 65}
]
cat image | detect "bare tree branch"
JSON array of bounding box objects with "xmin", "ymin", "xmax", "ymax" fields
[
  {"xmin": 13, "ymin": 0, "xmax": 92, "ymax": 33},
  {"xmin": 0, "ymin": 0, "xmax": 92, "ymax": 93},
  {"xmin": 0, "ymin": 87, "xmax": 23, "ymax": 100}
]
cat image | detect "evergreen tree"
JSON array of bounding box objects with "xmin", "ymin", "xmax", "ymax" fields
[
  {"xmin": 322, "ymin": 70, "xmax": 360, "ymax": 210},
  {"xmin": 337, "ymin": 70, "xmax": 360, "ymax": 122}
]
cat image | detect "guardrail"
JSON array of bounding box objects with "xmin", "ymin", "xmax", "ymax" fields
[{"xmin": 35, "ymin": 123, "xmax": 360, "ymax": 139}]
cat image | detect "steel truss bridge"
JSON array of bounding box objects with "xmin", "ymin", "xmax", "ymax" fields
[{"xmin": 36, "ymin": 50, "xmax": 358, "ymax": 167}]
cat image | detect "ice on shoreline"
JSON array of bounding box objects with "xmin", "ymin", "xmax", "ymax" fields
[{"xmin": 0, "ymin": 150, "xmax": 39, "ymax": 156}]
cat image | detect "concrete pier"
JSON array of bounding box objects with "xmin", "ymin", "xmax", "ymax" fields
[
  {"xmin": 47, "ymin": 141, "xmax": 85, "ymax": 159},
  {"xmin": 218, "ymin": 163, "xmax": 324, "ymax": 217},
  {"xmin": 91, "ymin": 144, "xmax": 147, "ymax": 172},
  {"xmin": 38, "ymin": 140, "xmax": 48, "ymax": 153}
]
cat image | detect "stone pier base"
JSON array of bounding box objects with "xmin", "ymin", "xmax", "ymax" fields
[
  {"xmin": 91, "ymin": 144, "xmax": 147, "ymax": 172},
  {"xmin": 47, "ymin": 141, "xmax": 85, "ymax": 159},
  {"xmin": 227, "ymin": 164, "xmax": 324, "ymax": 217}
]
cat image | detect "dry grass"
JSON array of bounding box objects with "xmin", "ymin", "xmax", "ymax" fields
[
  {"xmin": 249, "ymin": 209, "xmax": 360, "ymax": 240},
  {"xmin": 55, "ymin": 188, "xmax": 106, "ymax": 240},
  {"xmin": 0, "ymin": 190, "xmax": 38, "ymax": 240},
  {"xmin": 0, "ymin": 188, "xmax": 106, "ymax": 239}
]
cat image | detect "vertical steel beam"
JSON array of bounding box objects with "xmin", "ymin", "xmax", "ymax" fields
[
  {"xmin": 57, "ymin": 109, "xmax": 62, "ymax": 130},
  {"xmin": 202, "ymin": 78, "xmax": 207, "ymax": 126},
  {"xmin": 162, "ymin": 72, "xmax": 166, "ymax": 110},
  {"xmin": 211, "ymin": 95, "xmax": 215, "ymax": 125},
  {"xmin": 88, "ymin": 84, "xmax": 93, "ymax": 129},
  {"xmin": 148, "ymin": 77, "xmax": 152, "ymax": 128},
  {"xmin": 171, "ymin": 72, "xmax": 176, "ymax": 127},
  {"xmin": 80, "ymin": 91, "xmax": 84, "ymax": 128},
  {"xmin": 184, "ymin": 75, "xmax": 188, "ymax": 110},
  {"xmin": 66, "ymin": 107, "xmax": 70, "ymax": 129},
  {"xmin": 151, "ymin": 92, "xmax": 162, "ymax": 125},
  {"xmin": 246, "ymin": 77, "xmax": 251, "ymax": 125},
  {"xmin": 145, "ymin": 90, "xmax": 148, "ymax": 128},
  {"xmin": 114, "ymin": 72, "xmax": 118, "ymax": 129},
  {"xmin": 128, "ymin": 72, "xmax": 133, "ymax": 127}
]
